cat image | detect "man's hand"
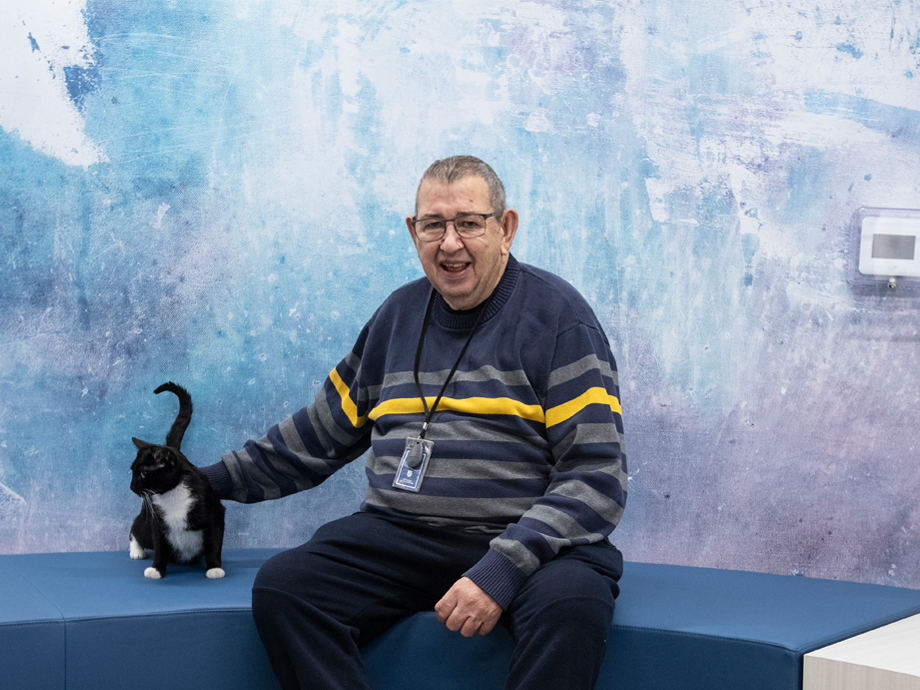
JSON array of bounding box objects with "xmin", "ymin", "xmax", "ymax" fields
[{"xmin": 434, "ymin": 577, "xmax": 503, "ymax": 637}]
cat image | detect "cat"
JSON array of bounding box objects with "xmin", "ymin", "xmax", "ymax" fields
[{"xmin": 129, "ymin": 382, "xmax": 226, "ymax": 579}]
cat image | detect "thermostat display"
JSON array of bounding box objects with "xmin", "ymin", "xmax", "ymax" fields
[
  {"xmin": 872, "ymin": 233, "xmax": 916, "ymax": 261},
  {"xmin": 858, "ymin": 212, "xmax": 920, "ymax": 279}
]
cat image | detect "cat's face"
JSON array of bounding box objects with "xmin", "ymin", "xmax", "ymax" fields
[{"xmin": 130, "ymin": 438, "xmax": 184, "ymax": 495}]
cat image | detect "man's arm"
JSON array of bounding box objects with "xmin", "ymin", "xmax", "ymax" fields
[
  {"xmin": 460, "ymin": 320, "xmax": 627, "ymax": 611},
  {"xmin": 202, "ymin": 325, "xmax": 376, "ymax": 504}
]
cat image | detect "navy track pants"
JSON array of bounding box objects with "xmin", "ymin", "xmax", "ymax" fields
[{"xmin": 252, "ymin": 511, "xmax": 622, "ymax": 690}]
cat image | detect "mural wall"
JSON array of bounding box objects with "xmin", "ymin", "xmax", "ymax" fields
[{"xmin": 2, "ymin": 0, "xmax": 918, "ymax": 589}]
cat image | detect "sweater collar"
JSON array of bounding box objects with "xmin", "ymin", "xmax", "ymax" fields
[{"xmin": 431, "ymin": 254, "xmax": 520, "ymax": 330}]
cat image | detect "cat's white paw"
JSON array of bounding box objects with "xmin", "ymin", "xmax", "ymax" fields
[
  {"xmin": 129, "ymin": 536, "xmax": 148, "ymax": 560},
  {"xmin": 144, "ymin": 567, "xmax": 163, "ymax": 580},
  {"xmin": 206, "ymin": 568, "xmax": 226, "ymax": 579}
]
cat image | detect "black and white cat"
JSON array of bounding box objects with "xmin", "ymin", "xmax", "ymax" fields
[{"xmin": 129, "ymin": 382, "xmax": 226, "ymax": 579}]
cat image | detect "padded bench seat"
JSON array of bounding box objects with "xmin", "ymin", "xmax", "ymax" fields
[{"xmin": 3, "ymin": 549, "xmax": 920, "ymax": 690}]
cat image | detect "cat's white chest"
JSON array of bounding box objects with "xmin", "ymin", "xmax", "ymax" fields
[{"xmin": 151, "ymin": 481, "xmax": 203, "ymax": 562}]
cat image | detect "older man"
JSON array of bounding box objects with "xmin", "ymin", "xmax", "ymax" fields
[{"xmin": 202, "ymin": 156, "xmax": 627, "ymax": 690}]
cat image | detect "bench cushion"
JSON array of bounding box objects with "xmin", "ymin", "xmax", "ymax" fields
[
  {"xmin": 0, "ymin": 559, "xmax": 66, "ymax": 690},
  {"xmin": 598, "ymin": 562, "xmax": 920, "ymax": 689},
  {"xmin": 2, "ymin": 550, "xmax": 920, "ymax": 690},
  {"xmin": 1, "ymin": 550, "xmax": 278, "ymax": 690}
]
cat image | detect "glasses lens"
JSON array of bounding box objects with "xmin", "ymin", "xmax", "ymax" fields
[
  {"xmin": 454, "ymin": 215, "xmax": 487, "ymax": 237},
  {"xmin": 415, "ymin": 215, "xmax": 490, "ymax": 241},
  {"xmin": 416, "ymin": 218, "xmax": 445, "ymax": 239}
]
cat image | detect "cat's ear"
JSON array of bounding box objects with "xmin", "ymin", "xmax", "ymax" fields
[{"xmin": 132, "ymin": 438, "xmax": 152, "ymax": 450}]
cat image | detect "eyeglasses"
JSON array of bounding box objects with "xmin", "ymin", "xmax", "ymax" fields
[{"xmin": 411, "ymin": 212, "xmax": 500, "ymax": 242}]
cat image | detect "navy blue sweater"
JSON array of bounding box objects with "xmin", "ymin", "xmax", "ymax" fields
[{"xmin": 205, "ymin": 256, "xmax": 627, "ymax": 609}]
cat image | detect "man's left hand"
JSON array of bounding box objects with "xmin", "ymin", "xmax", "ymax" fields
[{"xmin": 434, "ymin": 577, "xmax": 503, "ymax": 637}]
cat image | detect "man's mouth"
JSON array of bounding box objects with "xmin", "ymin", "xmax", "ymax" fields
[{"xmin": 441, "ymin": 262, "xmax": 470, "ymax": 273}]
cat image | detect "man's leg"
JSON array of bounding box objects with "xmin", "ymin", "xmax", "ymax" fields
[
  {"xmin": 252, "ymin": 511, "xmax": 491, "ymax": 690},
  {"xmin": 502, "ymin": 540, "xmax": 623, "ymax": 690}
]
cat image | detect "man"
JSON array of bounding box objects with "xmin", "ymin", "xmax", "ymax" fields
[{"xmin": 201, "ymin": 156, "xmax": 627, "ymax": 690}]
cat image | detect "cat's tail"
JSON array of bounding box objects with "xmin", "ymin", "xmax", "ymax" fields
[{"xmin": 154, "ymin": 382, "xmax": 193, "ymax": 450}]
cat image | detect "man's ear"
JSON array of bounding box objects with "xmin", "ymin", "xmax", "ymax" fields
[
  {"xmin": 499, "ymin": 208, "xmax": 519, "ymax": 253},
  {"xmin": 406, "ymin": 216, "xmax": 419, "ymax": 249}
]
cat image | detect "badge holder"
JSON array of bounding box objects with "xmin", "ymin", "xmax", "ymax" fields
[
  {"xmin": 392, "ymin": 288, "xmax": 491, "ymax": 493},
  {"xmin": 393, "ymin": 437, "xmax": 434, "ymax": 492}
]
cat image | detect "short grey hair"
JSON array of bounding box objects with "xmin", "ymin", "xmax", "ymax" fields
[{"xmin": 414, "ymin": 155, "xmax": 506, "ymax": 217}]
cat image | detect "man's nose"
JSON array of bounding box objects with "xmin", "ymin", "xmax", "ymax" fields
[{"xmin": 439, "ymin": 222, "xmax": 465, "ymax": 250}]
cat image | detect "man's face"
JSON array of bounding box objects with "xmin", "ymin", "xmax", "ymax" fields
[{"xmin": 406, "ymin": 175, "xmax": 518, "ymax": 311}]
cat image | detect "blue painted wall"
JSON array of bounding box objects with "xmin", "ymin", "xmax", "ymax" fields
[{"xmin": 1, "ymin": 0, "xmax": 918, "ymax": 589}]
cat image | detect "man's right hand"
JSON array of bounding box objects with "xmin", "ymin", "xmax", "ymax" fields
[{"xmin": 434, "ymin": 577, "xmax": 503, "ymax": 637}]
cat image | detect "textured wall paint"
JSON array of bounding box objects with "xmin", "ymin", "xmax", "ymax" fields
[{"xmin": 1, "ymin": 0, "xmax": 918, "ymax": 589}]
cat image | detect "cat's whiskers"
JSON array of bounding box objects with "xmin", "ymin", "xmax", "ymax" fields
[{"xmin": 142, "ymin": 491, "xmax": 160, "ymax": 529}]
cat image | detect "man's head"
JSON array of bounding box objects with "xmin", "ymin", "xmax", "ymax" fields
[
  {"xmin": 413, "ymin": 156, "xmax": 507, "ymax": 218},
  {"xmin": 407, "ymin": 156, "xmax": 518, "ymax": 311}
]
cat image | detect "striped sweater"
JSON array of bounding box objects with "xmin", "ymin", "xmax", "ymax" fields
[{"xmin": 209, "ymin": 255, "xmax": 627, "ymax": 609}]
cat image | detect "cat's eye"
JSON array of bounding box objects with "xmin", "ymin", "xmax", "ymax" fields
[{"xmin": 140, "ymin": 472, "xmax": 146, "ymax": 479}]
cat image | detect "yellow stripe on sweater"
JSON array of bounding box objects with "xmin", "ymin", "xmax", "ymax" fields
[
  {"xmin": 545, "ymin": 387, "xmax": 621, "ymax": 428},
  {"xmin": 329, "ymin": 367, "xmax": 368, "ymax": 428},
  {"xmin": 369, "ymin": 396, "xmax": 545, "ymax": 423}
]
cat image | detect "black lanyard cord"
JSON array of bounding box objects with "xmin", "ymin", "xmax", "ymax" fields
[{"xmin": 413, "ymin": 289, "xmax": 493, "ymax": 439}]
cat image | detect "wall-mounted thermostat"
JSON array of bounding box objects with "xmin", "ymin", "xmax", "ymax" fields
[{"xmin": 851, "ymin": 208, "xmax": 920, "ymax": 289}]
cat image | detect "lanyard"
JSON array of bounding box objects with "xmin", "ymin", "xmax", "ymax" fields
[{"xmin": 413, "ymin": 289, "xmax": 493, "ymax": 439}]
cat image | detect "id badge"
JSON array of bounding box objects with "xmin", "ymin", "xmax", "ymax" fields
[{"xmin": 392, "ymin": 437, "xmax": 434, "ymax": 492}]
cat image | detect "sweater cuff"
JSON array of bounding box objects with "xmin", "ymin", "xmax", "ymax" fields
[
  {"xmin": 199, "ymin": 460, "xmax": 235, "ymax": 501},
  {"xmin": 462, "ymin": 548, "xmax": 529, "ymax": 611}
]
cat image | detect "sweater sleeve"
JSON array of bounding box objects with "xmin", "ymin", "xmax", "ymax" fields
[
  {"xmin": 204, "ymin": 324, "xmax": 376, "ymax": 505},
  {"xmin": 463, "ymin": 320, "xmax": 627, "ymax": 609}
]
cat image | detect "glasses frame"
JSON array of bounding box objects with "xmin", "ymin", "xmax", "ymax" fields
[{"xmin": 411, "ymin": 211, "xmax": 500, "ymax": 242}]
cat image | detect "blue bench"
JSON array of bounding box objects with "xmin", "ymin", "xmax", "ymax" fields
[{"xmin": 3, "ymin": 549, "xmax": 920, "ymax": 690}]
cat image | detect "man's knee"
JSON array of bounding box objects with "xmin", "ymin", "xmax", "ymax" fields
[
  {"xmin": 518, "ymin": 562, "xmax": 614, "ymax": 616},
  {"xmin": 502, "ymin": 560, "xmax": 616, "ymax": 690},
  {"xmin": 539, "ymin": 586, "xmax": 614, "ymax": 633},
  {"xmin": 252, "ymin": 542, "xmax": 351, "ymax": 624},
  {"xmin": 506, "ymin": 546, "xmax": 621, "ymax": 638},
  {"xmin": 253, "ymin": 547, "xmax": 307, "ymax": 593},
  {"xmin": 520, "ymin": 544, "xmax": 620, "ymax": 603}
]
